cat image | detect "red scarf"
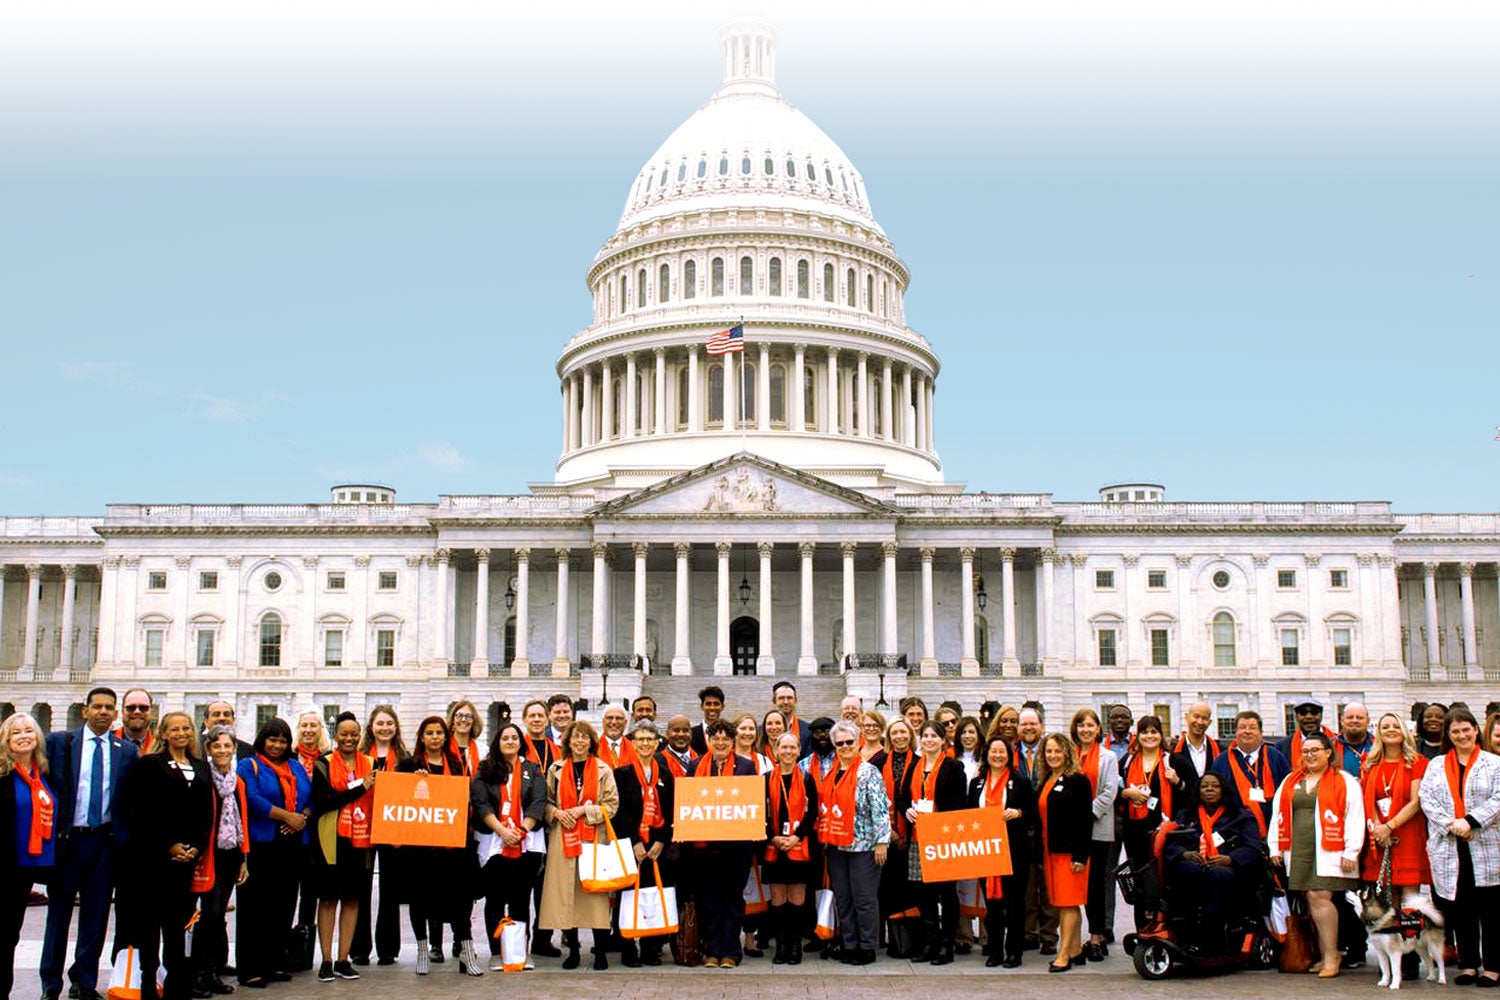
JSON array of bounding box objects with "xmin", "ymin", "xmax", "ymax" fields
[
  {"xmin": 599, "ymin": 736, "xmax": 639, "ymax": 770},
  {"xmin": 13, "ymin": 764, "xmax": 54, "ymax": 856},
  {"xmin": 663, "ymin": 751, "xmax": 689, "ymax": 778},
  {"xmin": 1276, "ymin": 769, "xmax": 1347, "ymax": 852},
  {"xmin": 1175, "ymin": 733, "xmax": 1221, "ymax": 765},
  {"xmin": 1227, "ymin": 748, "xmax": 1275, "ymax": 835},
  {"xmin": 1446, "ymin": 745, "xmax": 1481, "ymax": 820},
  {"xmin": 908, "ymin": 756, "xmax": 943, "ymax": 836},
  {"xmin": 817, "ymin": 762, "xmax": 861, "ymax": 847},
  {"xmin": 1198, "ymin": 806, "xmax": 1223, "ymax": 858},
  {"xmin": 766, "ymin": 769, "xmax": 811, "ymax": 861},
  {"xmin": 1125, "ymin": 751, "xmax": 1173, "ymax": 821},
  {"xmin": 523, "ymin": 733, "xmax": 556, "ymax": 769},
  {"xmin": 631, "ymin": 757, "xmax": 664, "ymax": 843},
  {"xmin": 256, "ymin": 754, "xmax": 299, "ymax": 812},
  {"xmin": 1288, "ymin": 726, "xmax": 1340, "ymax": 763},
  {"xmin": 1077, "ymin": 742, "xmax": 1102, "ymax": 796},
  {"xmin": 806, "ymin": 753, "xmax": 826, "ymax": 783},
  {"xmin": 449, "ymin": 737, "xmax": 479, "ymax": 777},
  {"xmin": 693, "ymin": 753, "xmax": 737, "ymax": 777},
  {"xmin": 329, "ymin": 752, "xmax": 373, "ymax": 848},
  {"xmin": 981, "ymin": 768, "xmax": 1010, "ymax": 898},
  {"xmin": 881, "ymin": 750, "xmax": 913, "ymax": 836},
  {"xmin": 296, "ymin": 744, "xmax": 321, "ymax": 775},
  {"xmin": 1363, "ymin": 756, "xmax": 1416, "ymax": 825},
  {"xmin": 556, "ymin": 757, "xmax": 600, "ymax": 857},
  {"xmin": 499, "ymin": 759, "xmax": 526, "ymax": 859}
]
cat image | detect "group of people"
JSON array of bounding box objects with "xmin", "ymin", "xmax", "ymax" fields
[{"xmin": 2, "ymin": 683, "xmax": 1499, "ymax": 998}]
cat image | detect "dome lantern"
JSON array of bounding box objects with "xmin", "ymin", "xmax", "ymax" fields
[{"xmin": 717, "ymin": 19, "xmax": 780, "ymax": 98}]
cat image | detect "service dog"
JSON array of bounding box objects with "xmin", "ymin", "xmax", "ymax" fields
[{"xmin": 1360, "ymin": 890, "xmax": 1445, "ymax": 990}]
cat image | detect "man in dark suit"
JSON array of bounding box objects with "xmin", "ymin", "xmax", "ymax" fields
[
  {"xmin": 41, "ymin": 686, "xmax": 139, "ymax": 1000},
  {"xmin": 773, "ymin": 681, "xmax": 815, "ymax": 757},
  {"xmin": 689, "ymin": 685, "xmax": 725, "ymax": 756},
  {"xmin": 201, "ymin": 699, "xmax": 255, "ymax": 760},
  {"xmin": 1171, "ymin": 701, "xmax": 1223, "ymax": 788}
]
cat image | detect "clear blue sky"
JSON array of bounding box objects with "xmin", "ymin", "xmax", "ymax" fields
[{"xmin": 2, "ymin": 1, "xmax": 1496, "ymax": 513}]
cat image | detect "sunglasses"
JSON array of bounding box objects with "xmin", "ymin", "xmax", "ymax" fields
[
  {"xmin": 123, "ymin": 705, "xmax": 151, "ymax": 713},
  {"xmin": 833, "ymin": 739, "xmax": 857, "ymax": 748}
]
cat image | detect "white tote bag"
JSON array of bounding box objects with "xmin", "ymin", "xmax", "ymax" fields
[
  {"xmin": 491, "ymin": 918, "xmax": 529, "ymax": 972},
  {"xmin": 814, "ymin": 887, "xmax": 839, "ymax": 941},
  {"xmin": 106, "ymin": 946, "xmax": 165, "ymax": 1000},
  {"xmin": 619, "ymin": 861, "xmax": 679, "ymax": 938},
  {"xmin": 578, "ymin": 814, "xmax": 638, "ymax": 893}
]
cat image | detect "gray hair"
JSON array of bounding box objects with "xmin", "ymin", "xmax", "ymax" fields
[
  {"xmin": 204, "ymin": 724, "xmax": 238, "ymax": 748},
  {"xmin": 829, "ymin": 720, "xmax": 860, "ymax": 744},
  {"xmin": 628, "ymin": 721, "xmax": 661, "ymax": 741}
]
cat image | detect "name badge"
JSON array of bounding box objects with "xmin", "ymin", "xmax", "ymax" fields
[
  {"xmin": 915, "ymin": 799, "xmax": 934, "ymax": 814},
  {"xmin": 1211, "ymin": 831, "xmax": 1225, "ymax": 848},
  {"xmin": 347, "ymin": 778, "xmax": 365, "ymax": 791},
  {"xmin": 1146, "ymin": 796, "xmax": 1159, "ymax": 811},
  {"xmin": 1376, "ymin": 797, "xmax": 1393, "ymax": 817},
  {"xmin": 781, "ymin": 821, "xmax": 793, "ymax": 836},
  {"xmin": 1248, "ymin": 788, "xmax": 1266, "ymax": 803},
  {"xmin": 501, "ymin": 801, "xmax": 513, "ymax": 819}
]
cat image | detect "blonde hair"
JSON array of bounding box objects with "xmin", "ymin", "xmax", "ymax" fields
[
  {"xmin": 1364, "ymin": 712, "xmax": 1417, "ymax": 771},
  {"xmin": 886, "ymin": 717, "xmax": 915, "ymax": 750},
  {"xmin": 986, "ymin": 704, "xmax": 1021, "ymax": 742},
  {"xmin": 860, "ymin": 709, "xmax": 888, "ymax": 743},
  {"xmin": 0, "ymin": 713, "xmax": 48, "ymax": 777},
  {"xmin": 296, "ymin": 709, "xmax": 331, "ymax": 752},
  {"xmin": 152, "ymin": 711, "xmax": 201, "ymax": 757},
  {"xmin": 730, "ymin": 713, "xmax": 760, "ymax": 749}
]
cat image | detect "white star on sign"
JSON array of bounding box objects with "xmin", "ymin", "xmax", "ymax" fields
[
  {"xmin": 729, "ymin": 787, "xmax": 740, "ymax": 797},
  {"xmin": 941, "ymin": 824, "xmax": 951, "ymax": 834},
  {"xmin": 700, "ymin": 788, "xmax": 710, "ymax": 799},
  {"xmin": 715, "ymin": 788, "xmax": 725, "ymax": 798}
]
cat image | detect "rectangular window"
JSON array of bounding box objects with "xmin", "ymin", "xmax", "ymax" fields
[
  {"xmin": 1098, "ymin": 629, "xmax": 1117, "ymax": 666},
  {"xmin": 1095, "ymin": 569, "xmax": 1115, "ymax": 589},
  {"xmin": 195, "ymin": 629, "xmax": 215, "ymax": 667},
  {"xmin": 377, "ymin": 571, "xmax": 397, "ymax": 591},
  {"xmin": 324, "ymin": 630, "xmax": 343, "ymax": 668},
  {"xmin": 327, "ymin": 571, "xmax": 346, "ymax": 591},
  {"xmin": 1333, "ymin": 628, "xmax": 1352, "ymax": 665},
  {"xmin": 1150, "ymin": 628, "xmax": 1170, "ymax": 666},
  {"xmin": 1216, "ymin": 705, "xmax": 1238, "ymax": 742},
  {"xmin": 376, "ymin": 629, "xmax": 396, "ymax": 667},
  {"xmin": 259, "ymin": 619, "xmax": 281, "ymax": 667},
  {"xmin": 256, "ymin": 704, "xmax": 278, "ymax": 730},
  {"xmin": 147, "ymin": 571, "xmax": 167, "ymax": 591},
  {"xmin": 1147, "ymin": 569, "xmax": 1167, "ymax": 589},
  {"xmin": 198, "ymin": 571, "xmax": 218, "ymax": 591},
  {"xmin": 1281, "ymin": 628, "xmax": 1300, "ymax": 666},
  {"xmin": 1277, "ymin": 569, "xmax": 1297, "ymax": 589},
  {"xmin": 144, "ymin": 628, "xmax": 163, "ymax": 666},
  {"xmin": 1329, "ymin": 568, "xmax": 1348, "ymax": 588}
]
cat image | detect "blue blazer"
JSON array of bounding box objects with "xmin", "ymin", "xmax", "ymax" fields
[
  {"xmin": 44, "ymin": 726, "xmax": 138, "ymax": 836},
  {"xmin": 237, "ymin": 755, "xmax": 312, "ymax": 844}
]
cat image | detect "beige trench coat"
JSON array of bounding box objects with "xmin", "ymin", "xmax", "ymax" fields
[{"xmin": 538, "ymin": 757, "xmax": 620, "ymax": 931}]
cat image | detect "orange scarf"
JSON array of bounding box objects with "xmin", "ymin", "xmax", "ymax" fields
[
  {"xmin": 599, "ymin": 737, "xmax": 639, "ymax": 770},
  {"xmin": 1039, "ymin": 774, "xmax": 1059, "ymax": 857},
  {"xmin": 1446, "ymin": 745, "xmax": 1480, "ymax": 820},
  {"xmin": 523, "ymin": 733, "xmax": 556, "ymax": 770},
  {"xmin": 1276, "ymin": 769, "xmax": 1347, "ymax": 853},
  {"xmin": 556, "ymin": 757, "xmax": 600, "ymax": 857},
  {"xmin": 329, "ymin": 752, "xmax": 373, "ymax": 848},
  {"xmin": 1198, "ymin": 806, "xmax": 1223, "ymax": 858},
  {"xmin": 296, "ymin": 745, "xmax": 321, "ymax": 775},
  {"xmin": 631, "ymin": 757, "xmax": 664, "ymax": 843},
  {"xmin": 766, "ymin": 769, "xmax": 811, "ymax": 861},
  {"xmin": 817, "ymin": 763, "xmax": 860, "ymax": 847},
  {"xmin": 1227, "ymin": 748, "xmax": 1275, "ymax": 835},
  {"xmin": 663, "ymin": 751, "xmax": 689, "ymax": 778},
  {"xmin": 1174, "ymin": 733, "xmax": 1221, "ymax": 764},
  {"xmin": 693, "ymin": 753, "xmax": 737, "ymax": 777},
  {"xmin": 499, "ymin": 759, "xmax": 526, "ymax": 858},
  {"xmin": 981, "ymin": 768, "xmax": 1010, "ymax": 898},
  {"xmin": 13, "ymin": 764, "xmax": 53, "ymax": 856},
  {"xmin": 257, "ymin": 754, "xmax": 299, "ymax": 812},
  {"xmin": 882, "ymin": 750, "xmax": 913, "ymax": 836},
  {"xmin": 1125, "ymin": 751, "xmax": 1173, "ymax": 821},
  {"xmin": 449, "ymin": 737, "xmax": 479, "ymax": 777},
  {"xmin": 908, "ymin": 756, "xmax": 943, "ymax": 837},
  {"xmin": 1077, "ymin": 742, "xmax": 1102, "ymax": 796}
]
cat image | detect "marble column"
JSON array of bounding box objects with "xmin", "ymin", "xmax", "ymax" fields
[
  {"xmin": 687, "ymin": 346, "xmax": 702, "ymax": 433},
  {"xmin": 841, "ymin": 542, "xmax": 857, "ymax": 669},
  {"xmin": 920, "ymin": 547, "xmax": 937, "ymax": 672},
  {"xmin": 1040, "ymin": 549, "xmax": 1056, "ymax": 664},
  {"xmin": 511, "ymin": 548, "xmax": 530, "ymax": 676},
  {"xmin": 960, "ymin": 547, "xmax": 978, "ymax": 671},
  {"xmin": 880, "ymin": 542, "xmax": 897, "ymax": 659},
  {"xmin": 1000, "ymin": 548, "xmax": 1019, "ymax": 668},
  {"xmin": 432, "ymin": 549, "xmax": 450, "ymax": 665},
  {"xmin": 601, "ymin": 360, "xmax": 615, "ymax": 440},
  {"xmin": 900, "ymin": 367, "xmax": 912, "ymax": 445},
  {"xmin": 58, "ymin": 564, "xmax": 78, "ymax": 675},
  {"xmin": 915, "ymin": 375, "xmax": 928, "ymax": 451},
  {"xmin": 560, "ymin": 381, "xmax": 570, "ymax": 451},
  {"xmin": 0, "ymin": 567, "xmax": 9, "ymax": 669},
  {"xmin": 924, "ymin": 379, "xmax": 935, "ymax": 453},
  {"xmin": 714, "ymin": 542, "xmax": 732, "ymax": 674},
  {"xmin": 792, "ymin": 344, "xmax": 806, "ymax": 431},
  {"xmin": 633, "ymin": 543, "xmax": 648, "ymax": 666},
  {"xmin": 757, "ymin": 343, "xmax": 771, "ymax": 432},
  {"xmin": 856, "ymin": 352, "xmax": 869, "ymax": 437},
  {"xmin": 624, "ymin": 354, "xmax": 638, "ymax": 438},
  {"xmin": 881, "ymin": 357, "xmax": 893, "ymax": 442},
  {"xmin": 672, "ymin": 543, "xmax": 692, "ymax": 675},
  {"xmin": 472, "ymin": 548, "xmax": 490, "ymax": 672},
  {"xmin": 21, "ymin": 564, "xmax": 41, "ymax": 676},
  {"xmin": 1459, "ymin": 562, "xmax": 1479, "ymax": 669},
  {"xmin": 1422, "ymin": 563, "xmax": 1441, "ymax": 669},
  {"xmin": 581, "ymin": 367, "xmax": 595, "ymax": 447},
  {"xmin": 798, "ymin": 542, "xmax": 817, "ymax": 675},
  {"xmin": 591, "ymin": 543, "xmax": 608, "ymax": 664},
  {"xmin": 653, "ymin": 347, "xmax": 667, "ymax": 435},
  {"xmin": 757, "ymin": 541, "xmax": 774, "ymax": 674},
  {"xmin": 553, "ymin": 549, "xmax": 571, "ymax": 675},
  {"xmin": 826, "ymin": 347, "xmax": 839, "ymax": 433}
]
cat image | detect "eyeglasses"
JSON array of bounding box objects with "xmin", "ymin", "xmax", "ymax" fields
[
  {"xmin": 452, "ymin": 713, "xmax": 474, "ymax": 720},
  {"xmin": 833, "ymin": 739, "xmax": 856, "ymax": 748},
  {"xmin": 123, "ymin": 705, "xmax": 151, "ymax": 713},
  {"xmin": 1301, "ymin": 747, "xmax": 1328, "ymax": 755}
]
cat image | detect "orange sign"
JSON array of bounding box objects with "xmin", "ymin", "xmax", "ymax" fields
[
  {"xmin": 672, "ymin": 776, "xmax": 765, "ymax": 841},
  {"xmin": 370, "ymin": 772, "xmax": 470, "ymax": 848},
  {"xmin": 914, "ymin": 806, "xmax": 1012, "ymax": 882}
]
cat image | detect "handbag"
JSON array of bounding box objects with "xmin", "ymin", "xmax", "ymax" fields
[
  {"xmin": 672, "ymin": 898, "xmax": 701, "ymax": 966},
  {"xmin": 105, "ymin": 946, "xmax": 165, "ymax": 1000},
  {"xmin": 742, "ymin": 863, "xmax": 770, "ymax": 916},
  {"xmin": 956, "ymin": 879, "xmax": 986, "ymax": 918},
  {"xmin": 285, "ymin": 923, "xmax": 316, "ymax": 972},
  {"xmin": 491, "ymin": 917, "xmax": 529, "ymax": 972},
  {"xmin": 578, "ymin": 814, "xmax": 638, "ymax": 893},
  {"xmin": 620, "ymin": 861, "xmax": 679, "ymax": 939},
  {"xmin": 1279, "ymin": 905, "xmax": 1317, "ymax": 973}
]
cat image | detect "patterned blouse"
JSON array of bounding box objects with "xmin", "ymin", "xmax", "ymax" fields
[{"xmin": 829, "ymin": 760, "xmax": 892, "ymax": 853}]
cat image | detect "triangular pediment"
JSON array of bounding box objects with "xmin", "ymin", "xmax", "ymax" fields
[{"xmin": 593, "ymin": 453, "xmax": 899, "ymax": 518}]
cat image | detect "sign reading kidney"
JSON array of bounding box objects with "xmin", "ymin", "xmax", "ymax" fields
[{"xmin": 370, "ymin": 771, "xmax": 471, "ymax": 848}]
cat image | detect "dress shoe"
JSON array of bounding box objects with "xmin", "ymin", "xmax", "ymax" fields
[
  {"xmin": 591, "ymin": 950, "xmax": 608, "ymax": 971},
  {"xmin": 955, "ymin": 941, "xmax": 972, "ymax": 955},
  {"xmin": 640, "ymin": 948, "xmax": 662, "ymax": 967},
  {"xmin": 1456, "ymin": 973, "xmax": 1480, "ymax": 986},
  {"xmin": 531, "ymin": 939, "xmax": 561, "ymax": 958},
  {"xmin": 77, "ymin": 989, "xmax": 103, "ymax": 1000},
  {"xmin": 1082, "ymin": 942, "xmax": 1106, "ymax": 962},
  {"xmin": 262, "ymin": 973, "xmax": 291, "ymax": 983},
  {"xmin": 620, "ymin": 942, "xmax": 641, "ymax": 968},
  {"xmin": 190, "ymin": 982, "xmax": 213, "ymax": 999},
  {"xmin": 985, "ymin": 954, "xmax": 1004, "ymax": 968},
  {"xmin": 1476, "ymin": 976, "xmax": 1500, "ymax": 988},
  {"xmin": 1048, "ymin": 960, "xmax": 1072, "ymax": 973},
  {"xmin": 1002, "ymin": 955, "xmax": 1023, "ymax": 968},
  {"xmin": 561, "ymin": 947, "xmax": 581, "ymax": 970},
  {"xmin": 376, "ymin": 957, "xmax": 396, "ymax": 967},
  {"xmin": 855, "ymin": 950, "xmax": 877, "ymax": 966},
  {"xmin": 930, "ymin": 944, "xmax": 954, "ymax": 966},
  {"xmin": 1040, "ymin": 943, "xmax": 1058, "ymax": 956}
]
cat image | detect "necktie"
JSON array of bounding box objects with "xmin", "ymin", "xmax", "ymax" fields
[{"xmin": 88, "ymin": 736, "xmax": 105, "ymax": 826}]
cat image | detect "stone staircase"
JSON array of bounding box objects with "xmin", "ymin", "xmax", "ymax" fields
[{"xmin": 639, "ymin": 674, "xmax": 850, "ymax": 724}]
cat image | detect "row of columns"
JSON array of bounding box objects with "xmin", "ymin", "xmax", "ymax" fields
[
  {"xmin": 1417, "ymin": 561, "xmax": 1481, "ymax": 669},
  {"xmin": 560, "ymin": 345, "xmax": 937, "ymax": 453},
  {"xmin": 0, "ymin": 564, "xmax": 81, "ymax": 676}
]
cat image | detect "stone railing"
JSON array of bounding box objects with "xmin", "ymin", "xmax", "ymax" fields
[
  {"xmin": 105, "ymin": 504, "xmax": 434, "ymax": 526},
  {"xmin": 1394, "ymin": 513, "xmax": 1500, "ymax": 535},
  {"xmin": 439, "ymin": 495, "xmax": 599, "ymax": 515},
  {"xmin": 892, "ymin": 493, "xmax": 1052, "ymax": 511},
  {"xmin": 1056, "ymin": 501, "xmax": 1391, "ymax": 522},
  {"xmin": 844, "ymin": 653, "xmax": 905, "ymax": 672},
  {"xmin": 0, "ymin": 516, "xmax": 105, "ymax": 538}
]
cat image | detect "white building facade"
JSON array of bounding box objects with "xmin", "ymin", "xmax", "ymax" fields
[{"xmin": 2, "ymin": 22, "xmax": 1496, "ymax": 737}]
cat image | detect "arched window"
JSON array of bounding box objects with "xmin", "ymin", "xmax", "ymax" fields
[
  {"xmin": 768, "ymin": 257, "xmax": 782, "ymax": 296},
  {"xmin": 786, "ymin": 158, "xmax": 796, "ymax": 177},
  {"xmin": 739, "ymin": 256, "xmax": 753, "ymax": 295},
  {"xmin": 769, "ymin": 364, "xmax": 785, "ymax": 423},
  {"xmin": 697, "ymin": 159, "xmax": 707, "ymax": 178},
  {"xmin": 805, "ymin": 161, "xmax": 815, "ymax": 181},
  {"xmin": 1213, "ymin": 612, "xmax": 1237, "ymax": 667},
  {"xmin": 658, "ymin": 263, "xmax": 670, "ymax": 302},
  {"xmin": 684, "ymin": 260, "xmax": 696, "ymax": 299},
  {"xmin": 797, "ymin": 259, "xmax": 809, "ymax": 298},
  {"xmin": 711, "ymin": 257, "xmax": 724, "ymax": 296},
  {"xmin": 823, "ymin": 263, "xmax": 834, "ymax": 302},
  {"xmin": 866, "ymin": 274, "xmax": 874, "ymax": 313},
  {"xmin": 803, "ymin": 366, "xmax": 816, "ymax": 429},
  {"xmin": 718, "ymin": 157, "xmax": 729, "ymax": 176},
  {"xmin": 763, "ymin": 157, "xmax": 774, "ymax": 175},
  {"xmin": 825, "ymin": 167, "xmax": 834, "ymax": 186},
  {"xmin": 846, "ymin": 268, "xmax": 856, "ymax": 306},
  {"xmin": 708, "ymin": 365, "xmax": 724, "ymax": 425},
  {"xmin": 637, "ymin": 268, "xmax": 647, "ymax": 308},
  {"xmin": 741, "ymin": 361, "xmax": 756, "ymax": 422},
  {"xmin": 259, "ymin": 613, "xmax": 282, "ymax": 668},
  {"xmin": 676, "ymin": 367, "xmax": 689, "ymax": 428},
  {"xmin": 677, "ymin": 162, "xmax": 687, "ymax": 182},
  {"xmin": 741, "ymin": 156, "xmax": 751, "ymax": 175}
]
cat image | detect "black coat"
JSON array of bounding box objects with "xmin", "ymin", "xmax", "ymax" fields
[
  {"xmin": 0, "ymin": 767, "xmax": 59, "ymax": 884},
  {"xmin": 1039, "ymin": 771, "xmax": 1093, "ymax": 865},
  {"xmin": 470, "ymin": 758, "xmax": 546, "ymax": 835},
  {"xmin": 119, "ymin": 753, "xmax": 215, "ymax": 874},
  {"xmin": 613, "ymin": 754, "xmax": 677, "ymax": 845},
  {"xmin": 1117, "ymin": 750, "xmax": 1198, "ymax": 831},
  {"xmin": 966, "ymin": 769, "xmax": 1037, "ymax": 872},
  {"xmin": 895, "ymin": 756, "xmax": 968, "ymax": 819}
]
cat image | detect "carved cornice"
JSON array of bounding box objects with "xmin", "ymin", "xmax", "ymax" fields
[
  {"xmin": 839, "ymin": 541, "xmax": 858, "ymax": 559},
  {"xmin": 757, "ymin": 541, "xmax": 774, "ymax": 557},
  {"xmin": 1121, "ymin": 553, "xmax": 1140, "ymax": 567},
  {"xmin": 94, "ymin": 525, "xmax": 437, "ymax": 539},
  {"xmin": 1053, "ymin": 522, "xmax": 1403, "ymax": 538},
  {"xmin": 1356, "ymin": 553, "xmax": 1375, "ymax": 566},
  {"xmin": 174, "ymin": 556, "xmax": 192, "ymax": 569},
  {"xmin": 879, "ymin": 541, "xmax": 898, "ymax": 559},
  {"xmin": 1174, "ymin": 554, "xmax": 1193, "ymax": 567},
  {"xmin": 1068, "ymin": 553, "xmax": 1088, "ymax": 567},
  {"xmin": 515, "ymin": 547, "xmax": 531, "ymax": 563},
  {"xmin": 1252, "ymin": 554, "xmax": 1270, "ymax": 567},
  {"xmin": 1304, "ymin": 554, "xmax": 1321, "ymax": 567}
]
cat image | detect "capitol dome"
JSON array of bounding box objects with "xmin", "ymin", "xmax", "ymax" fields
[{"xmin": 554, "ymin": 19, "xmax": 944, "ymax": 494}]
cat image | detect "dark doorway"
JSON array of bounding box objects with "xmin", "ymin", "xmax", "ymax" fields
[{"xmin": 731, "ymin": 616, "xmax": 759, "ymax": 675}]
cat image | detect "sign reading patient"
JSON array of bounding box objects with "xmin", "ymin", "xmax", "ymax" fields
[{"xmin": 672, "ymin": 776, "xmax": 765, "ymax": 840}]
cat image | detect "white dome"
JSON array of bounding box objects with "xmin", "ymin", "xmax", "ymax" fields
[{"xmin": 615, "ymin": 20, "xmax": 881, "ymax": 237}]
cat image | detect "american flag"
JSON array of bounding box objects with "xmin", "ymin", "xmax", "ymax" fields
[{"xmin": 706, "ymin": 323, "xmax": 744, "ymax": 355}]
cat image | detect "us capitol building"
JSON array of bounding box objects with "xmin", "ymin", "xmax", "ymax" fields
[{"xmin": 2, "ymin": 22, "xmax": 1495, "ymax": 737}]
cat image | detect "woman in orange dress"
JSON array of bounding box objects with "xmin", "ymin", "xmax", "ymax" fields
[
  {"xmin": 1360, "ymin": 712, "xmax": 1430, "ymax": 900},
  {"xmin": 1037, "ymin": 733, "xmax": 1091, "ymax": 973}
]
